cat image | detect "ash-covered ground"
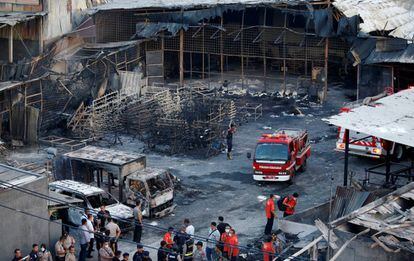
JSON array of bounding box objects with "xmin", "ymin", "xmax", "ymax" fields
[{"xmin": 2, "ymin": 85, "xmax": 386, "ymax": 259}]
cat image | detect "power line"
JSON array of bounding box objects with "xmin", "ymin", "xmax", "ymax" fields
[
  {"xmin": 0, "ymin": 180, "xmax": 310, "ymax": 260},
  {"xmin": 0, "ymin": 202, "xmax": 175, "ymax": 255}
]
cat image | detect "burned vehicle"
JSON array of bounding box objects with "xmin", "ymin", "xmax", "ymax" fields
[
  {"xmin": 124, "ymin": 167, "xmax": 176, "ymax": 218},
  {"xmin": 49, "ymin": 180, "xmax": 134, "ymax": 229}
]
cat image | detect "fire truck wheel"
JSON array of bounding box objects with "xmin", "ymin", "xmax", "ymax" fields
[
  {"xmin": 393, "ymin": 145, "xmax": 405, "ymax": 161},
  {"xmin": 299, "ymin": 159, "xmax": 307, "ymax": 172}
]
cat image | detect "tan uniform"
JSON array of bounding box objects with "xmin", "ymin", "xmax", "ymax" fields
[
  {"xmin": 63, "ymin": 236, "xmax": 75, "ymax": 250},
  {"xmin": 64, "ymin": 253, "xmax": 76, "ymax": 261},
  {"xmin": 99, "ymin": 246, "xmax": 114, "ymax": 261},
  {"xmin": 55, "ymin": 241, "xmax": 66, "ymax": 258}
]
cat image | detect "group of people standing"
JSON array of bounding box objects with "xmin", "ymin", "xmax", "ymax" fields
[
  {"xmin": 157, "ymin": 216, "xmax": 239, "ymax": 261},
  {"xmin": 53, "ymin": 204, "xmax": 128, "ymax": 261},
  {"xmin": 264, "ymin": 193, "xmax": 299, "ymax": 236}
]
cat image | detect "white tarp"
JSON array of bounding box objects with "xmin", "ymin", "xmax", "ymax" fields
[
  {"xmin": 324, "ymin": 88, "xmax": 414, "ymax": 147},
  {"xmin": 333, "ymin": 0, "xmax": 414, "ymax": 40}
]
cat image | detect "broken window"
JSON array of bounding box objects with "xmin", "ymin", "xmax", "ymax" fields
[
  {"xmin": 146, "ymin": 173, "xmax": 172, "ymax": 196},
  {"xmin": 129, "ymin": 179, "xmax": 147, "ymax": 197},
  {"xmin": 86, "ymin": 192, "xmax": 117, "ymax": 209}
]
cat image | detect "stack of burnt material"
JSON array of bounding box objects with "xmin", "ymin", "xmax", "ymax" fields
[
  {"xmin": 66, "ymin": 83, "xmax": 239, "ymax": 156},
  {"xmin": 124, "ymin": 85, "xmax": 236, "ymax": 156}
]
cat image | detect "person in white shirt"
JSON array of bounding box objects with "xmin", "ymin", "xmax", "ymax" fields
[
  {"xmin": 184, "ymin": 218, "xmax": 195, "ymax": 237},
  {"xmin": 79, "ymin": 218, "xmax": 91, "ymax": 261},
  {"xmin": 206, "ymin": 222, "xmax": 221, "ymax": 261},
  {"xmin": 86, "ymin": 214, "xmax": 95, "ymax": 258},
  {"xmin": 105, "ymin": 217, "xmax": 121, "ymax": 252}
]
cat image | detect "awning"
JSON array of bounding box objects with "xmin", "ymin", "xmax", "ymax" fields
[
  {"xmin": 324, "ymin": 88, "xmax": 414, "ymax": 147},
  {"xmin": 0, "ymin": 11, "xmax": 47, "ymax": 26}
]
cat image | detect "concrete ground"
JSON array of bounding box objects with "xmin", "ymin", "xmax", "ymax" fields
[
  {"xmin": 2, "ymin": 85, "xmax": 390, "ymax": 259},
  {"xmin": 87, "ymin": 85, "xmax": 379, "ymax": 259}
]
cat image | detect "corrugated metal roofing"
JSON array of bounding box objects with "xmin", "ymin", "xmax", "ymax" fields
[
  {"xmin": 0, "ymin": 164, "xmax": 43, "ymax": 190},
  {"xmin": 333, "ymin": 182, "xmax": 414, "ymax": 250},
  {"xmin": 49, "ymin": 180, "xmax": 105, "ymax": 196},
  {"xmin": 364, "ymin": 43, "xmax": 414, "ymax": 64},
  {"xmin": 87, "ymin": 0, "xmax": 311, "ymax": 13},
  {"xmin": 333, "ymin": 0, "xmax": 414, "ymax": 40},
  {"xmin": 324, "ymin": 88, "xmax": 414, "ymax": 147},
  {"xmin": 0, "ymin": 11, "xmax": 46, "ymax": 26},
  {"xmin": 64, "ymin": 145, "xmax": 145, "ymax": 166}
]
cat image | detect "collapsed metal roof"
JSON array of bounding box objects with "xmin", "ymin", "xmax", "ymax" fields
[
  {"xmin": 332, "ymin": 182, "xmax": 414, "ymax": 253},
  {"xmin": 324, "ymin": 88, "xmax": 414, "ymax": 147},
  {"xmin": 87, "ymin": 0, "xmax": 314, "ymax": 13},
  {"xmin": 333, "ymin": 0, "xmax": 414, "ymax": 40}
]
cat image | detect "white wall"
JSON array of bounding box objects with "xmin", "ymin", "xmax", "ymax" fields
[{"xmin": 43, "ymin": 0, "xmax": 98, "ymax": 41}]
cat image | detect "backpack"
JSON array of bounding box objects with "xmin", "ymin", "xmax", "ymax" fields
[{"xmin": 277, "ymin": 196, "xmax": 287, "ymax": 211}]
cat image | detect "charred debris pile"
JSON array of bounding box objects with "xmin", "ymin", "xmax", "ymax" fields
[{"xmin": 66, "ymin": 82, "xmax": 262, "ymax": 156}]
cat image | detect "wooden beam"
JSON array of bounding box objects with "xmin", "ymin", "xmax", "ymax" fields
[
  {"xmin": 315, "ymin": 219, "xmax": 339, "ymax": 249},
  {"xmin": 38, "ymin": 17, "xmax": 44, "ymax": 54},
  {"xmin": 330, "ymin": 229, "xmax": 370, "ymax": 261},
  {"xmin": 241, "ymin": 10, "xmax": 245, "ymax": 88},
  {"xmin": 283, "ymin": 10, "xmax": 287, "ymax": 93},
  {"xmin": 371, "ymin": 234, "xmax": 397, "ymax": 253},
  {"xmin": 220, "ymin": 16, "xmax": 224, "ymax": 82},
  {"xmin": 8, "ymin": 26, "xmax": 13, "ymax": 63},
  {"xmin": 283, "ymin": 235, "xmax": 324, "ymax": 261},
  {"xmin": 323, "ymin": 37, "xmax": 329, "ymax": 102},
  {"xmin": 322, "ymin": 0, "xmax": 331, "ymax": 102},
  {"xmin": 179, "ymin": 29, "xmax": 184, "ymax": 86},
  {"xmin": 263, "ymin": 8, "xmax": 267, "ymax": 92}
]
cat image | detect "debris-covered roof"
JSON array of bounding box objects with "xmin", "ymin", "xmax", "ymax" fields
[
  {"xmin": 49, "ymin": 179, "xmax": 105, "ymax": 196},
  {"xmin": 128, "ymin": 167, "xmax": 168, "ymax": 180},
  {"xmin": 0, "ymin": 11, "xmax": 46, "ymax": 26},
  {"xmin": 87, "ymin": 0, "xmax": 313, "ymax": 13},
  {"xmin": 64, "ymin": 145, "xmax": 145, "ymax": 166},
  {"xmin": 324, "ymin": 88, "xmax": 414, "ymax": 147},
  {"xmin": 0, "ymin": 164, "xmax": 43, "ymax": 191},
  {"xmin": 332, "ymin": 182, "xmax": 414, "ymax": 253},
  {"xmin": 333, "ymin": 0, "xmax": 414, "ymax": 39}
]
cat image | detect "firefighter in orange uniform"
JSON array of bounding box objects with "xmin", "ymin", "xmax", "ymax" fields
[
  {"xmin": 282, "ymin": 192, "xmax": 299, "ymax": 217},
  {"xmin": 264, "ymin": 194, "xmax": 278, "ymax": 235},
  {"xmin": 220, "ymin": 226, "xmax": 231, "ymax": 259},
  {"xmin": 227, "ymin": 228, "xmax": 239, "ymax": 261},
  {"xmin": 262, "ymin": 235, "xmax": 275, "ymax": 261},
  {"xmin": 163, "ymin": 227, "xmax": 174, "ymax": 248}
]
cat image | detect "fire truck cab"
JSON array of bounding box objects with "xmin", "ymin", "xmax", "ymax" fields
[
  {"xmin": 248, "ymin": 128, "xmax": 311, "ymax": 183},
  {"xmin": 336, "ymin": 107, "xmax": 406, "ymax": 160}
]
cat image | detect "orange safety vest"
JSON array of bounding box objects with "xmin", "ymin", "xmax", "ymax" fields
[
  {"xmin": 265, "ymin": 198, "xmax": 275, "ymax": 219},
  {"xmin": 283, "ymin": 196, "xmax": 297, "ymax": 215},
  {"xmin": 227, "ymin": 235, "xmax": 239, "ymax": 257},
  {"xmin": 262, "ymin": 242, "xmax": 275, "ymax": 261},
  {"xmin": 163, "ymin": 232, "xmax": 174, "ymax": 248},
  {"xmin": 221, "ymin": 233, "xmax": 230, "ymax": 253}
]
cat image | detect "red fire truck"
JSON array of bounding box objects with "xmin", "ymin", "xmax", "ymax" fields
[
  {"xmin": 335, "ymin": 88, "xmax": 410, "ymax": 160},
  {"xmin": 336, "ymin": 106, "xmax": 406, "ymax": 160},
  {"xmin": 248, "ymin": 128, "xmax": 311, "ymax": 183}
]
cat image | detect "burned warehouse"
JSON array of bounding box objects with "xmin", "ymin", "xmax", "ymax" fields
[{"xmin": 0, "ymin": 0, "xmax": 414, "ymax": 260}]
